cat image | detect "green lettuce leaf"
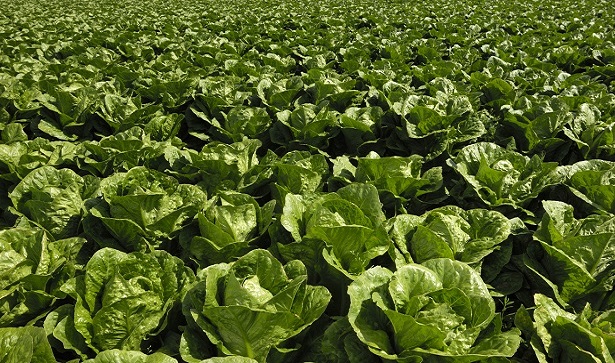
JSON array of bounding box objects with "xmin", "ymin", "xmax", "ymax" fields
[
  {"xmin": 9, "ymin": 166, "xmax": 91, "ymax": 239},
  {"xmin": 563, "ymin": 103, "xmax": 615, "ymax": 160},
  {"xmin": 185, "ymin": 191, "xmax": 275, "ymax": 265},
  {"xmin": 271, "ymin": 103, "xmax": 340, "ymax": 150},
  {"xmin": 182, "ymin": 249, "xmax": 331, "ymax": 362},
  {"xmin": 45, "ymin": 248, "xmax": 194, "ymax": 357},
  {"xmin": 339, "ymin": 106, "xmax": 386, "ymax": 155},
  {"xmin": 501, "ymin": 97, "xmax": 571, "ymax": 155},
  {"xmin": 0, "ymin": 226, "xmax": 87, "ymax": 327},
  {"xmin": 329, "ymin": 152, "xmax": 443, "ymax": 214},
  {"xmin": 0, "ymin": 326, "xmax": 56, "ymax": 362},
  {"xmin": 560, "ymin": 160, "xmax": 615, "ymax": 213},
  {"xmin": 272, "ymin": 183, "xmax": 390, "ymax": 282},
  {"xmin": 522, "ymin": 200, "xmax": 615, "ymax": 309},
  {"xmin": 314, "ymin": 317, "xmax": 383, "ymax": 363},
  {"xmin": 386, "ymin": 205, "xmax": 511, "ymax": 267},
  {"xmin": 198, "ymin": 357, "xmax": 258, "ymax": 363},
  {"xmin": 256, "ymin": 76, "xmax": 303, "ymax": 112},
  {"xmin": 85, "ymin": 166, "xmax": 207, "ymax": 251},
  {"xmin": 516, "ymin": 294, "xmax": 615, "ymax": 363},
  {"xmin": 0, "ymin": 138, "xmax": 78, "ymax": 183},
  {"xmin": 348, "ymin": 259, "xmax": 520, "ymax": 362},
  {"xmin": 82, "ymin": 349, "xmax": 178, "ymax": 363},
  {"xmin": 192, "ymin": 139, "xmax": 262, "ymax": 195},
  {"xmin": 76, "ymin": 127, "xmax": 172, "ymax": 177},
  {"xmin": 449, "ymin": 142, "xmax": 561, "ymax": 211},
  {"xmin": 271, "ymin": 151, "xmax": 329, "ymax": 207}
]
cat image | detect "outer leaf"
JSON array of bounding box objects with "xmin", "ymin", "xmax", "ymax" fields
[
  {"xmin": 183, "ymin": 250, "xmax": 330, "ymax": 362},
  {"xmin": 450, "ymin": 142, "xmax": 561, "ymax": 210},
  {"xmin": 82, "ymin": 350, "xmax": 178, "ymax": 363},
  {"xmin": 9, "ymin": 166, "xmax": 87, "ymax": 239},
  {"xmin": 560, "ymin": 160, "xmax": 615, "ymax": 213},
  {"xmin": 386, "ymin": 206, "xmax": 511, "ymax": 267},
  {"xmin": 48, "ymin": 248, "xmax": 194, "ymax": 355},
  {"xmin": 0, "ymin": 326, "xmax": 56, "ymax": 362},
  {"xmin": 348, "ymin": 260, "xmax": 519, "ymax": 361},
  {"xmin": 525, "ymin": 200, "xmax": 615, "ymax": 307}
]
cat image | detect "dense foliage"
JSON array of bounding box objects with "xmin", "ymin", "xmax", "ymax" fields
[{"xmin": 1, "ymin": 0, "xmax": 615, "ymax": 361}]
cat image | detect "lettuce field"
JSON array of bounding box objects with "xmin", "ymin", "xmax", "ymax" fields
[{"xmin": 1, "ymin": 0, "xmax": 615, "ymax": 361}]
